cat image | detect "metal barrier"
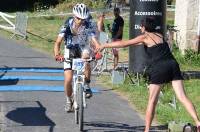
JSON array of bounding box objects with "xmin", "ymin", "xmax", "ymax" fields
[
  {"xmin": 0, "ymin": 12, "xmax": 15, "ymax": 30},
  {"xmin": 0, "ymin": 12, "xmax": 28, "ymax": 39},
  {"xmin": 11, "ymin": 12, "xmax": 28, "ymax": 39}
]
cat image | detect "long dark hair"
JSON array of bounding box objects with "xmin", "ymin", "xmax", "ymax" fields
[{"xmin": 141, "ymin": 17, "xmax": 157, "ymax": 32}]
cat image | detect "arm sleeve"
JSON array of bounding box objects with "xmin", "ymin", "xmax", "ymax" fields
[{"xmin": 58, "ymin": 25, "xmax": 66, "ymax": 38}]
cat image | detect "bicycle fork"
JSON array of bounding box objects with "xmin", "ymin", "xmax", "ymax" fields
[{"xmin": 73, "ymin": 75, "xmax": 87, "ymax": 110}]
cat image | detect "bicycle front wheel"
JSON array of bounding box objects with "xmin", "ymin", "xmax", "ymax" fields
[{"xmin": 77, "ymin": 83, "xmax": 84, "ymax": 131}]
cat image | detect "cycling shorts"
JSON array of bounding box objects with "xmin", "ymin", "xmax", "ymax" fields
[{"xmin": 64, "ymin": 46, "xmax": 91, "ymax": 70}]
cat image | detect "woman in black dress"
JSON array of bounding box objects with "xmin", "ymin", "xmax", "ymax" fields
[{"xmin": 98, "ymin": 17, "xmax": 200, "ymax": 132}]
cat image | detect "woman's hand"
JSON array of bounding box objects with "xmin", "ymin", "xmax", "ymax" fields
[
  {"xmin": 98, "ymin": 44, "xmax": 105, "ymax": 52},
  {"xmin": 95, "ymin": 44, "xmax": 101, "ymax": 53},
  {"xmin": 94, "ymin": 44, "xmax": 104, "ymax": 53}
]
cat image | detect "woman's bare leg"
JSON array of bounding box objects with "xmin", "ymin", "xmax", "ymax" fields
[
  {"xmin": 145, "ymin": 84, "xmax": 161, "ymax": 132},
  {"xmin": 172, "ymin": 80, "xmax": 200, "ymax": 127}
]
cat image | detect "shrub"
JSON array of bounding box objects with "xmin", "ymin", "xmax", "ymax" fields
[
  {"xmin": 55, "ymin": 0, "xmax": 106, "ymax": 13},
  {"xmin": 184, "ymin": 49, "xmax": 200, "ymax": 66}
]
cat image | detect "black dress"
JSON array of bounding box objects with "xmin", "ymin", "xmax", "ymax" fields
[{"xmin": 145, "ymin": 42, "xmax": 183, "ymax": 84}]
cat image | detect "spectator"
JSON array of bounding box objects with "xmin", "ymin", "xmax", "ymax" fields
[{"xmin": 107, "ymin": 7, "xmax": 124, "ymax": 69}]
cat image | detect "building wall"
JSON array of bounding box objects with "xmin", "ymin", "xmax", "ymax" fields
[{"xmin": 175, "ymin": 0, "xmax": 200, "ymax": 53}]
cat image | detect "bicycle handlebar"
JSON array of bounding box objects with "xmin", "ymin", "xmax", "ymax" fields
[
  {"xmin": 167, "ymin": 25, "xmax": 179, "ymax": 32},
  {"xmin": 63, "ymin": 57, "xmax": 95, "ymax": 63},
  {"xmin": 167, "ymin": 25, "xmax": 177, "ymax": 29}
]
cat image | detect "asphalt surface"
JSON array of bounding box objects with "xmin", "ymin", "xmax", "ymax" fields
[{"xmin": 0, "ymin": 36, "xmax": 146, "ymax": 132}]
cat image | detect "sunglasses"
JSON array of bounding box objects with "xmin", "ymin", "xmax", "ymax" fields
[{"xmin": 75, "ymin": 16, "xmax": 85, "ymax": 21}]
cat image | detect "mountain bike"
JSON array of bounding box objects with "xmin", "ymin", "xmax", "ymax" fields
[{"xmin": 65, "ymin": 57, "xmax": 93, "ymax": 131}]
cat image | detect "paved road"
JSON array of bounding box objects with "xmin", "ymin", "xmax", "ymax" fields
[{"xmin": 0, "ymin": 36, "xmax": 146, "ymax": 132}]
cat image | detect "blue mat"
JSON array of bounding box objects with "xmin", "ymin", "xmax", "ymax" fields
[
  {"xmin": 0, "ymin": 68, "xmax": 63, "ymax": 73},
  {"xmin": 0, "ymin": 85, "xmax": 100, "ymax": 92},
  {"xmin": 0, "ymin": 76, "xmax": 64, "ymax": 81}
]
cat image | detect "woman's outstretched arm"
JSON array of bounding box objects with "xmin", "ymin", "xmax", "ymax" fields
[{"xmin": 103, "ymin": 35, "xmax": 145, "ymax": 49}]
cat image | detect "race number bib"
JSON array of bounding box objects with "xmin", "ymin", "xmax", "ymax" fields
[{"xmin": 72, "ymin": 59, "xmax": 84, "ymax": 71}]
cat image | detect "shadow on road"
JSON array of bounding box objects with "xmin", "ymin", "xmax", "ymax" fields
[
  {"xmin": 84, "ymin": 121, "xmax": 168, "ymax": 132},
  {"xmin": 0, "ymin": 79, "xmax": 19, "ymax": 85},
  {"xmin": 5, "ymin": 101, "xmax": 55, "ymax": 132},
  {"xmin": 0, "ymin": 66, "xmax": 19, "ymax": 85},
  {"xmin": 0, "ymin": 66, "xmax": 63, "ymax": 86}
]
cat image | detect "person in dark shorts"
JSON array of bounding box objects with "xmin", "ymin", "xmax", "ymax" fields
[
  {"xmin": 107, "ymin": 7, "xmax": 124, "ymax": 69},
  {"xmin": 98, "ymin": 17, "xmax": 200, "ymax": 132}
]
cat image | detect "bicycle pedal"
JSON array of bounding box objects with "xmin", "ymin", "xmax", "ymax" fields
[
  {"xmin": 73, "ymin": 104, "xmax": 79, "ymax": 110},
  {"xmin": 75, "ymin": 107, "xmax": 79, "ymax": 110}
]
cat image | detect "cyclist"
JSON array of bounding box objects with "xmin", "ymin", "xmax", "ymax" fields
[
  {"xmin": 107, "ymin": 7, "xmax": 124, "ymax": 69},
  {"xmin": 99, "ymin": 17, "xmax": 200, "ymax": 132},
  {"xmin": 54, "ymin": 3, "xmax": 101, "ymax": 112}
]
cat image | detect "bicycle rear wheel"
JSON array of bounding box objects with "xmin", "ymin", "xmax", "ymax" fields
[{"xmin": 77, "ymin": 83, "xmax": 84, "ymax": 131}]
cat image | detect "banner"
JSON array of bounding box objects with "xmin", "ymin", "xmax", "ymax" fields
[{"xmin": 129, "ymin": 0, "xmax": 166, "ymax": 73}]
